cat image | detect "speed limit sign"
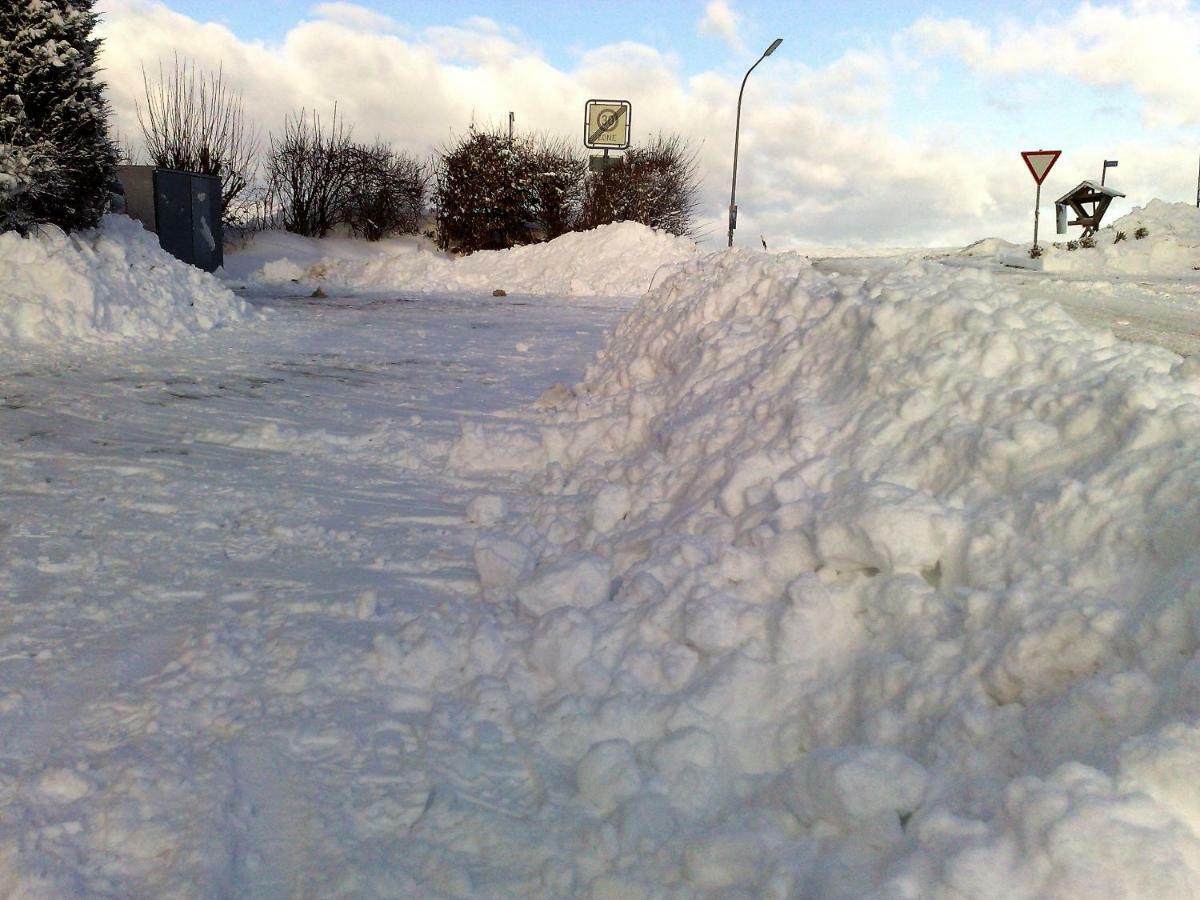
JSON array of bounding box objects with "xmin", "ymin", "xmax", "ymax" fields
[{"xmin": 584, "ymin": 100, "xmax": 631, "ymax": 150}]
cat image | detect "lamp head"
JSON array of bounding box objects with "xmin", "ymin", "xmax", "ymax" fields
[{"xmin": 765, "ymin": 38, "xmax": 783, "ymax": 56}]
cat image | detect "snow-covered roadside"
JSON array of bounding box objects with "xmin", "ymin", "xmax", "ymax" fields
[
  {"xmin": 451, "ymin": 251, "xmax": 1200, "ymax": 895},
  {"xmin": 0, "ymin": 215, "xmax": 258, "ymax": 348},
  {"xmin": 230, "ymin": 221, "xmax": 700, "ymax": 299}
]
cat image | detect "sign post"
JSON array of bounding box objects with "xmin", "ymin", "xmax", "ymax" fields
[
  {"xmin": 1101, "ymin": 159, "xmax": 1118, "ymax": 186},
  {"xmin": 1021, "ymin": 150, "xmax": 1061, "ymax": 252},
  {"xmin": 584, "ymin": 99, "xmax": 631, "ymax": 174}
]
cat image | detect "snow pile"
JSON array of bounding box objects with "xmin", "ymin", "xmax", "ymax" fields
[
  {"xmin": 0, "ymin": 215, "xmax": 258, "ymax": 348},
  {"xmin": 1041, "ymin": 200, "xmax": 1200, "ymax": 275},
  {"xmin": 241, "ymin": 222, "xmax": 700, "ymax": 297},
  {"xmin": 218, "ymin": 229, "xmax": 438, "ymax": 284},
  {"xmin": 453, "ymin": 251, "xmax": 1200, "ymax": 895},
  {"xmin": 953, "ymin": 236, "xmax": 1022, "ymax": 259}
]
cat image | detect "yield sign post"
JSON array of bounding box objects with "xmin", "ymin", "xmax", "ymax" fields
[{"xmin": 1021, "ymin": 150, "xmax": 1061, "ymax": 252}]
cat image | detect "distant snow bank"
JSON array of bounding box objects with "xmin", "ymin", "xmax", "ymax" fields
[
  {"xmin": 1042, "ymin": 200, "xmax": 1200, "ymax": 275},
  {"xmin": 453, "ymin": 249, "xmax": 1200, "ymax": 896},
  {"xmin": 0, "ymin": 215, "xmax": 258, "ymax": 349},
  {"xmin": 232, "ymin": 222, "xmax": 701, "ymax": 298}
]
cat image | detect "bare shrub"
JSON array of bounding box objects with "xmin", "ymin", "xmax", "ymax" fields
[
  {"xmin": 343, "ymin": 142, "xmax": 427, "ymax": 241},
  {"xmin": 137, "ymin": 56, "xmax": 260, "ymax": 227},
  {"xmin": 265, "ymin": 106, "xmax": 354, "ymax": 238},
  {"xmin": 1079, "ymin": 234, "xmax": 1096, "ymax": 249},
  {"xmin": 1134, "ymin": 226, "xmax": 1149, "ymax": 239},
  {"xmin": 579, "ymin": 134, "xmax": 700, "ymax": 236}
]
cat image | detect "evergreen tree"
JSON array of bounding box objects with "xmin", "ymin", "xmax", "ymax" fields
[{"xmin": 0, "ymin": 0, "xmax": 117, "ymax": 233}]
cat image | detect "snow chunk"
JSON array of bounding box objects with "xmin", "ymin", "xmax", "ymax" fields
[
  {"xmin": 473, "ymin": 533, "xmax": 533, "ymax": 596},
  {"xmin": 515, "ymin": 554, "xmax": 612, "ymax": 616},
  {"xmin": 465, "ymin": 494, "xmax": 506, "ymax": 527},
  {"xmin": 38, "ymin": 769, "xmax": 91, "ymax": 803},
  {"xmin": 576, "ymin": 739, "xmax": 642, "ymax": 813},
  {"xmin": 789, "ymin": 746, "xmax": 928, "ymax": 832}
]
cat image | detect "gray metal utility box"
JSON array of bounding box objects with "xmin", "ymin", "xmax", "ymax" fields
[{"xmin": 116, "ymin": 165, "xmax": 223, "ymax": 272}]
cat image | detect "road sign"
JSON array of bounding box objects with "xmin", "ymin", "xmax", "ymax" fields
[
  {"xmin": 584, "ymin": 100, "xmax": 631, "ymax": 150},
  {"xmin": 1021, "ymin": 150, "xmax": 1061, "ymax": 185},
  {"xmin": 1020, "ymin": 150, "xmax": 1062, "ymax": 253}
]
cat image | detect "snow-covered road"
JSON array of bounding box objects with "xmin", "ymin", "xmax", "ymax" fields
[
  {"xmin": 0, "ymin": 289, "xmax": 628, "ymax": 895},
  {"xmin": 814, "ymin": 255, "xmax": 1200, "ymax": 357}
]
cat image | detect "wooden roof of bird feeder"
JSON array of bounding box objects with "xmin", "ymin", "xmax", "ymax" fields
[{"xmin": 1054, "ymin": 180, "xmax": 1125, "ymax": 239}]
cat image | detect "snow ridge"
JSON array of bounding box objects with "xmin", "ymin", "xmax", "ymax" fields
[
  {"xmin": 455, "ymin": 249, "xmax": 1200, "ymax": 895},
  {"xmin": 244, "ymin": 221, "xmax": 700, "ymax": 298}
]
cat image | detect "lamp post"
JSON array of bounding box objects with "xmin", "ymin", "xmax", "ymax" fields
[{"xmin": 728, "ymin": 37, "xmax": 782, "ymax": 248}]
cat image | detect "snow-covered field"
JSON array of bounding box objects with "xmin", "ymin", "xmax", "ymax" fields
[{"xmin": 2, "ymin": 207, "xmax": 1200, "ymax": 896}]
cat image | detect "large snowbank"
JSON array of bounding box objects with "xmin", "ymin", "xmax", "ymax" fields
[
  {"xmin": 1041, "ymin": 200, "xmax": 1200, "ymax": 276},
  {"xmin": 237, "ymin": 221, "xmax": 700, "ymax": 297},
  {"xmin": 453, "ymin": 251, "xmax": 1200, "ymax": 895},
  {"xmin": 0, "ymin": 215, "xmax": 257, "ymax": 348}
]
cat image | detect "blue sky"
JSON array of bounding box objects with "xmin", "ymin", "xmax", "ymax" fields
[
  {"xmin": 95, "ymin": 0, "xmax": 1200, "ymax": 246},
  {"xmin": 152, "ymin": 1, "xmax": 1034, "ymax": 69}
]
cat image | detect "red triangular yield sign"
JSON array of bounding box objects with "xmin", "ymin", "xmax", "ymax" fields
[{"xmin": 1021, "ymin": 150, "xmax": 1061, "ymax": 185}]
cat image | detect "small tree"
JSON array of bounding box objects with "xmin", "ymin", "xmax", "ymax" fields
[
  {"xmin": 265, "ymin": 106, "xmax": 355, "ymax": 238},
  {"xmin": 0, "ymin": 0, "xmax": 117, "ymax": 233},
  {"xmin": 343, "ymin": 142, "xmax": 427, "ymax": 241},
  {"xmin": 579, "ymin": 134, "xmax": 700, "ymax": 236},
  {"xmin": 137, "ymin": 56, "xmax": 261, "ymax": 227},
  {"xmin": 434, "ymin": 127, "xmax": 539, "ymax": 253}
]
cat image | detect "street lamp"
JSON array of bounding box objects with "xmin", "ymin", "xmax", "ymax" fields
[{"xmin": 728, "ymin": 37, "xmax": 782, "ymax": 248}]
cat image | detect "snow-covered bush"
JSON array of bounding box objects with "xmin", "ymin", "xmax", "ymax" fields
[
  {"xmin": 434, "ymin": 127, "xmax": 539, "ymax": 253},
  {"xmin": 579, "ymin": 134, "xmax": 700, "ymax": 237},
  {"xmin": 0, "ymin": 0, "xmax": 117, "ymax": 233},
  {"xmin": 528, "ymin": 133, "xmax": 586, "ymax": 241}
]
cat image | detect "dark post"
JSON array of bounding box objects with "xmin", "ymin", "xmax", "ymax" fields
[
  {"xmin": 1033, "ymin": 181, "xmax": 1042, "ymax": 250},
  {"xmin": 728, "ymin": 38, "xmax": 782, "ymax": 248}
]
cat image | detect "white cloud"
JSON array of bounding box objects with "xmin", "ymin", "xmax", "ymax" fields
[
  {"xmin": 309, "ymin": 3, "xmax": 402, "ymax": 34},
  {"xmin": 906, "ymin": 3, "xmax": 1200, "ymax": 128},
  {"xmin": 93, "ymin": 0, "xmax": 1195, "ymax": 247},
  {"xmin": 698, "ymin": 1, "xmax": 742, "ymax": 51}
]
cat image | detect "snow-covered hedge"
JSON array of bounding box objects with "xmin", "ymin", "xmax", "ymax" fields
[
  {"xmin": 0, "ymin": 215, "xmax": 258, "ymax": 348},
  {"xmin": 240, "ymin": 220, "xmax": 700, "ymax": 298},
  {"xmin": 454, "ymin": 250, "xmax": 1200, "ymax": 896}
]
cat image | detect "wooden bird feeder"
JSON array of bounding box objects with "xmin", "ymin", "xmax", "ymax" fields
[{"xmin": 1054, "ymin": 181, "xmax": 1125, "ymax": 239}]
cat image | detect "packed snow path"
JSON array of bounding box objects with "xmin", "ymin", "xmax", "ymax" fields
[{"xmin": 0, "ymin": 289, "xmax": 628, "ymax": 896}]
